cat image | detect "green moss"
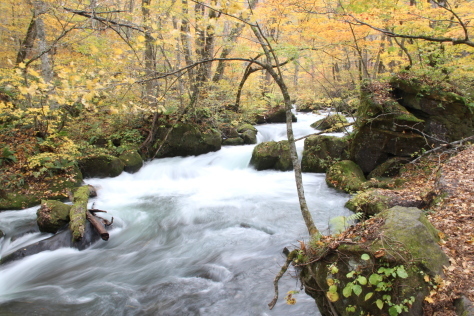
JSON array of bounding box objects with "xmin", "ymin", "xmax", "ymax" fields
[
  {"xmin": 326, "ymin": 160, "xmax": 366, "ymax": 192},
  {"xmin": 69, "ymin": 186, "xmax": 92, "ymax": 241},
  {"xmin": 37, "ymin": 200, "xmax": 72, "ymax": 233},
  {"xmin": 249, "ymin": 140, "xmax": 292, "ymax": 171},
  {"xmin": 237, "ymin": 123, "xmax": 257, "ymax": 133},
  {"xmin": 345, "ymin": 189, "xmax": 391, "ymax": 216},
  {"xmin": 0, "ymin": 193, "xmax": 39, "ymax": 210},
  {"xmin": 119, "ymin": 150, "xmax": 143, "ymax": 173}
]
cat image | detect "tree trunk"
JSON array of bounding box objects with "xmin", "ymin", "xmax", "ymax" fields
[
  {"xmin": 251, "ymin": 25, "xmax": 319, "ymax": 237},
  {"xmin": 69, "ymin": 186, "xmax": 95, "ymax": 242}
]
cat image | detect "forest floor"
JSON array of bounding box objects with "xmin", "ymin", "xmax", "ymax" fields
[{"xmin": 395, "ymin": 145, "xmax": 474, "ymax": 315}]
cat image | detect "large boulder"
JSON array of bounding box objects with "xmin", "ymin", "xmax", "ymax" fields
[
  {"xmin": 349, "ymin": 77, "xmax": 474, "ymax": 174},
  {"xmin": 301, "ymin": 135, "xmax": 349, "ymax": 173},
  {"xmin": 153, "ymin": 123, "xmax": 221, "ymax": 158},
  {"xmin": 119, "ymin": 150, "xmax": 143, "ymax": 173},
  {"xmin": 79, "ymin": 154, "xmax": 124, "ymax": 178},
  {"xmin": 265, "ymin": 108, "xmax": 297, "ymax": 123},
  {"xmin": 37, "ymin": 200, "xmax": 72, "ymax": 233},
  {"xmin": 391, "ymin": 75, "xmax": 474, "ymax": 145},
  {"xmin": 326, "ymin": 160, "xmax": 366, "ymax": 192},
  {"xmin": 300, "ymin": 206, "xmax": 449, "ymax": 316},
  {"xmin": 249, "ymin": 140, "xmax": 292, "ymax": 171},
  {"xmin": 310, "ymin": 114, "xmax": 349, "ymax": 132}
]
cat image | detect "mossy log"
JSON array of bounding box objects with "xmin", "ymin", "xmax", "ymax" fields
[{"xmin": 69, "ymin": 185, "xmax": 94, "ymax": 242}]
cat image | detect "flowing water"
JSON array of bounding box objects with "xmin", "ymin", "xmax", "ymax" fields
[{"xmin": 0, "ymin": 112, "xmax": 352, "ymax": 316}]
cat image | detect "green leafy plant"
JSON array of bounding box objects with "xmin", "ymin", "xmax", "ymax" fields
[{"xmin": 0, "ymin": 146, "xmax": 17, "ymax": 166}]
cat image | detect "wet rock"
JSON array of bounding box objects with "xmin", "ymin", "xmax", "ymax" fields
[
  {"xmin": 249, "ymin": 140, "xmax": 292, "ymax": 171},
  {"xmin": 79, "ymin": 154, "xmax": 124, "ymax": 178},
  {"xmin": 222, "ymin": 137, "xmax": 244, "ymax": 146},
  {"xmin": 265, "ymin": 108, "xmax": 297, "ymax": 123},
  {"xmin": 119, "ymin": 150, "xmax": 143, "ymax": 173},
  {"xmin": 37, "ymin": 200, "xmax": 72, "ymax": 234},
  {"xmin": 153, "ymin": 123, "xmax": 221, "ymax": 158},
  {"xmin": 0, "ymin": 221, "xmax": 102, "ymax": 264}
]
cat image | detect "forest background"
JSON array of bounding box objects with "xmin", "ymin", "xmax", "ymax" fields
[{"xmin": 1, "ymin": 0, "xmax": 474, "ymax": 206}]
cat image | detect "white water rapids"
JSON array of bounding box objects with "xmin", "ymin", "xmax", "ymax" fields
[{"xmin": 0, "ymin": 112, "xmax": 352, "ymax": 316}]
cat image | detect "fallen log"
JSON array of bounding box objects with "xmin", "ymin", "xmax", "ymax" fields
[
  {"xmin": 86, "ymin": 211, "xmax": 109, "ymax": 240},
  {"xmin": 69, "ymin": 185, "xmax": 95, "ymax": 242}
]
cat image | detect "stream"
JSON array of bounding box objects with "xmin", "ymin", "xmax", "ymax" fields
[{"xmin": 0, "ymin": 112, "xmax": 352, "ymax": 316}]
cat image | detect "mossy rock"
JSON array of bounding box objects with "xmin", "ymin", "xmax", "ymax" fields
[
  {"xmin": 265, "ymin": 108, "xmax": 297, "ymax": 123},
  {"xmin": 223, "ymin": 137, "xmax": 244, "ymax": 146},
  {"xmin": 349, "ymin": 125, "xmax": 426, "ymax": 174},
  {"xmin": 326, "ymin": 160, "xmax": 366, "ymax": 192},
  {"xmin": 153, "ymin": 123, "xmax": 221, "ymax": 158},
  {"xmin": 310, "ymin": 114, "xmax": 348, "ymax": 132},
  {"xmin": 241, "ymin": 130, "xmax": 257, "ymax": 144},
  {"xmin": 237, "ymin": 123, "xmax": 257, "ymax": 133},
  {"xmin": 300, "ymin": 206, "xmax": 448, "ymax": 316},
  {"xmin": 79, "ymin": 154, "xmax": 124, "ymax": 178},
  {"xmin": 345, "ymin": 189, "xmax": 392, "ymax": 216},
  {"xmin": 301, "ymin": 135, "xmax": 349, "ymax": 173},
  {"xmin": 37, "ymin": 200, "xmax": 72, "ymax": 233},
  {"xmin": 249, "ymin": 140, "xmax": 292, "ymax": 171},
  {"xmin": 119, "ymin": 150, "xmax": 143, "ymax": 173}
]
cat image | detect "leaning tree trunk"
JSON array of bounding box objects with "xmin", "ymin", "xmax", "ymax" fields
[
  {"xmin": 251, "ymin": 25, "xmax": 319, "ymax": 237},
  {"xmin": 69, "ymin": 185, "xmax": 94, "ymax": 241}
]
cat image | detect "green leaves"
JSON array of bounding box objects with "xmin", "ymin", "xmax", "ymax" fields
[
  {"xmin": 369, "ymin": 273, "xmax": 383, "ymax": 285},
  {"xmin": 361, "ymin": 253, "xmax": 370, "ymax": 261}
]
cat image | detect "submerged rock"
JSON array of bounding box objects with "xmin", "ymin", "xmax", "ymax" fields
[{"xmin": 1, "ymin": 221, "xmax": 102, "ymax": 265}]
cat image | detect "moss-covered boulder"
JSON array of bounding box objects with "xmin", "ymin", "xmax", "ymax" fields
[
  {"xmin": 119, "ymin": 150, "xmax": 143, "ymax": 173},
  {"xmin": 241, "ymin": 129, "xmax": 257, "ymax": 144},
  {"xmin": 367, "ymin": 157, "xmax": 410, "ymax": 179},
  {"xmin": 391, "ymin": 76, "xmax": 474, "ymax": 145},
  {"xmin": 350, "ymin": 77, "xmax": 474, "ymax": 174},
  {"xmin": 301, "ymin": 135, "xmax": 349, "ymax": 173},
  {"xmin": 326, "ymin": 160, "xmax": 366, "ymax": 192},
  {"xmin": 345, "ymin": 189, "xmax": 392, "ymax": 216},
  {"xmin": 301, "ymin": 206, "xmax": 449, "ymax": 316},
  {"xmin": 249, "ymin": 140, "xmax": 292, "ymax": 171},
  {"xmin": 265, "ymin": 108, "xmax": 297, "ymax": 123},
  {"xmin": 79, "ymin": 154, "xmax": 124, "ymax": 178},
  {"xmin": 153, "ymin": 123, "xmax": 221, "ymax": 158},
  {"xmin": 237, "ymin": 124, "xmax": 257, "ymax": 133},
  {"xmin": 223, "ymin": 137, "xmax": 244, "ymax": 146},
  {"xmin": 37, "ymin": 200, "xmax": 72, "ymax": 233},
  {"xmin": 310, "ymin": 114, "xmax": 349, "ymax": 132}
]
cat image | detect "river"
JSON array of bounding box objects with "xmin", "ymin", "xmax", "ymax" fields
[{"xmin": 0, "ymin": 112, "xmax": 352, "ymax": 316}]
